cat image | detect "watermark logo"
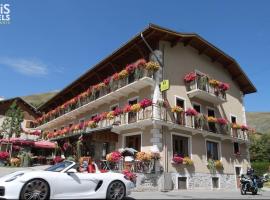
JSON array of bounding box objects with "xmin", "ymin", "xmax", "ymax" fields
[{"xmin": 0, "ymin": 3, "xmax": 10, "ymax": 24}]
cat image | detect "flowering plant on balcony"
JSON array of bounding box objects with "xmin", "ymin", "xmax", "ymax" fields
[
  {"xmin": 171, "ymin": 154, "xmax": 184, "ymax": 164},
  {"xmin": 184, "ymin": 72, "xmax": 196, "ymax": 83},
  {"xmin": 126, "ymin": 63, "xmax": 136, "ymax": 74},
  {"xmin": 123, "ymin": 104, "xmax": 131, "ymax": 113},
  {"xmin": 145, "ymin": 61, "xmax": 160, "ymax": 71},
  {"xmin": 99, "ymin": 112, "xmax": 108, "ymax": 121},
  {"xmin": 171, "ymin": 106, "xmax": 183, "ymax": 113},
  {"xmin": 185, "ymin": 108, "xmax": 198, "ymax": 116},
  {"xmin": 136, "ymin": 152, "xmax": 152, "ymax": 161},
  {"xmin": 87, "ymin": 120, "xmax": 97, "ymax": 129},
  {"xmin": 217, "ymin": 118, "xmax": 228, "ymax": 125},
  {"xmin": 93, "ymin": 115, "xmax": 101, "ymax": 123},
  {"xmin": 118, "ymin": 69, "xmax": 129, "ymax": 79},
  {"xmin": 232, "ymin": 123, "xmax": 242, "ymax": 129},
  {"xmin": 209, "ymin": 79, "xmax": 220, "ymax": 87},
  {"xmin": 106, "ymin": 111, "xmax": 115, "ymax": 120},
  {"xmin": 218, "ymin": 82, "xmax": 230, "ymax": 91},
  {"xmin": 113, "ymin": 107, "xmax": 123, "ymax": 116},
  {"xmin": 130, "ymin": 103, "xmax": 141, "ymax": 113},
  {"xmin": 241, "ymin": 125, "xmax": 249, "ymax": 131},
  {"xmin": 207, "ymin": 116, "xmax": 217, "ymax": 123},
  {"xmin": 112, "ymin": 72, "xmax": 119, "ymax": 81},
  {"xmin": 106, "ymin": 151, "xmax": 122, "ymax": 163},
  {"xmin": 215, "ymin": 160, "xmax": 223, "ymax": 170},
  {"xmin": 122, "ymin": 169, "xmax": 137, "ymax": 183},
  {"xmin": 103, "ymin": 77, "xmax": 111, "ymax": 86},
  {"xmin": 140, "ymin": 98, "xmax": 152, "ymax": 109},
  {"xmin": 183, "ymin": 157, "xmax": 193, "ymax": 165},
  {"xmin": 0, "ymin": 151, "xmax": 9, "ymax": 160},
  {"xmin": 134, "ymin": 58, "xmax": 147, "ymax": 68}
]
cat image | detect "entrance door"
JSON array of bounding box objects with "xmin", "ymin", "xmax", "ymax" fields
[{"xmin": 235, "ymin": 166, "xmax": 241, "ymax": 188}]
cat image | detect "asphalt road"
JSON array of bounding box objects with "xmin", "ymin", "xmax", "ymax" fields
[{"xmin": 1, "ymin": 167, "xmax": 270, "ymax": 199}]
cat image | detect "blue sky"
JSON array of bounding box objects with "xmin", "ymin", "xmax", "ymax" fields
[{"xmin": 0, "ymin": 0, "xmax": 269, "ymax": 112}]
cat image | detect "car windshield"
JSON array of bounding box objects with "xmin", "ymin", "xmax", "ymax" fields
[{"xmin": 45, "ymin": 161, "xmax": 73, "ymax": 172}]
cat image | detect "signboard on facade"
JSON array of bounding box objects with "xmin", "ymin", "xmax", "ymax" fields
[{"xmin": 160, "ymin": 80, "xmax": 170, "ymax": 92}]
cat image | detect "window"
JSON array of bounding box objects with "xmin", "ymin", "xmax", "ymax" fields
[
  {"xmin": 234, "ymin": 142, "xmax": 240, "ymax": 154},
  {"xmin": 207, "ymin": 108, "xmax": 216, "ymax": 133},
  {"xmin": 206, "ymin": 141, "xmax": 219, "ymax": 160},
  {"xmin": 173, "ymin": 135, "xmax": 189, "ymax": 157},
  {"xmin": 128, "ymin": 98, "xmax": 138, "ymax": 123},
  {"xmin": 175, "ymin": 97, "xmax": 185, "ymax": 125},
  {"xmin": 212, "ymin": 177, "xmax": 219, "ymax": 189},
  {"xmin": 231, "ymin": 115, "xmax": 237, "ymax": 123},
  {"xmin": 193, "ymin": 104, "xmax": 201, "ymax": 113},
  {"xmin": 125, "ymin": 134, "xmax": 141, "ymax": 151}
]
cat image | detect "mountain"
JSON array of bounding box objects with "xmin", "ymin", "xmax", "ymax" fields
[
  {"xmin": 246, "ymin": 112, "xmax": 270, "ymax": 134},
  {"xmin": 21, "ymin": 91, "xmax": 58, "ymax": 108}
]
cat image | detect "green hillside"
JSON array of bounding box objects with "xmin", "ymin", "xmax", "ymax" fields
[
  {"xmin": 22, "ymin": 91, "xmax": 58, "ymax": 108},
  {"xmin": 246, "ymin": 112, "xmax": 270, "ymax": 134}
]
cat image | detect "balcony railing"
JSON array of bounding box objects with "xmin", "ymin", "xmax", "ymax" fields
[
  {"xmin": 36, "ymin": 69, "xmax": 155, "ymax": 129},
  {"xmin": 185, "ymin": 72, "xmax": 227, "ymax": 104},
  {"xmin": 48, "ymin": 104, "xmax": 250, "ymax": 142}
]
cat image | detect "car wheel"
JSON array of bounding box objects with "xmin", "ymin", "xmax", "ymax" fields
[
  {"xmin": 106, "ymin": 180, "xmax": 126, "ymax": 200},
  {"xmin": 20, "ymin": 178, "xmax": 50, "ymax": 200}
]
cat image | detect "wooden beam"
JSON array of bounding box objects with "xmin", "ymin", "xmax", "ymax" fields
[
  {"xmin": 170, "ymin": 37, "xmax": 184, "ymax": 47},
  {"xmin": 135, "ymin": 43, "xmax": 146, "ymax": 58},
  {"xmin": 183, "ymin": 38, "xmax": 193, "ymax": 46},
  {"xmin": 198, "ymin": 46, "xmax": 208, "ymax": 55},
  {"xmin": 109, "ymin": 62, "xmax": 117, "ymax": 73},
  {"xmin": 211, "ymin": 54, "xmax": 223, "ymax": 63},
  {"xmin": 232, "ymin": 73, "xmax": 243, "ymax": 81}
]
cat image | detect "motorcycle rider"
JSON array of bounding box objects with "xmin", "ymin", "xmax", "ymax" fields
[{"xmin": 247, "ymin": 168, "xmax": 258, "ymax": 188}]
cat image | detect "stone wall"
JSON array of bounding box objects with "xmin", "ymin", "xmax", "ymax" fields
[{"xmin": 133, "ymin": 172, "xmax": 236, "ymax": 191}]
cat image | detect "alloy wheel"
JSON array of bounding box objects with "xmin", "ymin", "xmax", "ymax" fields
[{"xmin": 21, "ymin": 179, "xmax": 49, "ymax": 200}]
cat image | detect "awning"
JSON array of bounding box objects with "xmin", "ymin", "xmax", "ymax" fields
[{"xmin": 33, "ymin": 140, "xmax": 56, "ymax": 149}]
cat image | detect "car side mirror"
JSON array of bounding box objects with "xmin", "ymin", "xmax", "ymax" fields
[{"xmin": 67, "ymin": 168, "xmax": 77, "ymax": 175}]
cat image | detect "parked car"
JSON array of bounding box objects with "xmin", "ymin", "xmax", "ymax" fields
[{"xmin": 0, "ymin": 160, "xmax": 135, "ymax": 199}]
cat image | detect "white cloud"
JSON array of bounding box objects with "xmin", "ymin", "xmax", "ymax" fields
[{"xmin": 0, "ymin": 57, "xmax": 48, "ymax": 76}]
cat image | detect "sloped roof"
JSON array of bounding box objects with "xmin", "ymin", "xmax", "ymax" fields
[{"xmin": 38, "ymin": 23, "xmax": 256, "ymax": 112}]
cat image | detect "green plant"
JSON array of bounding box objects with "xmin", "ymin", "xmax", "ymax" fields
[
  {"xmin": 207, "ymin": 159, "xmax": 216, "ymax": 174},
  {"xmin": 251, "ymin": 161, "xmax": 270, "ymax": 176}
]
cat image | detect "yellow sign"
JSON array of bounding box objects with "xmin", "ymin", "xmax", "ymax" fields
[{"xmin": 160, "ymin": 80, "xmax": 170, "ymax": 92}]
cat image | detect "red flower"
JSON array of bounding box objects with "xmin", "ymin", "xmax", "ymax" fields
[
  {"xmin": 217, "ymin": 118, "xmax": 228, "ymax": 125},
  {"xmin": 103, "ymin": 77, "xmax": 111, "ymax": 85},
  {"xmin": 113, "ymin": 73, "xmax": 119, "ymax": 81},
  {"xmin": 0, "ymin": 151, "xmax": 9, "ymax": 160},
  {"xmin": 172, "ymin": 154, "xmax": 183, "ymax": 164},
  {"xmin": 184, "ymin": 72, "xmax": 196, "ymax": 83},
  {"xmin": 218, "ymin": 82, "xmax": 230, "ymax": 91},
  {"xmin": 126, "ymin": 64, "xmax": 136, "ymax": 74},
  {"xmin": 93, "ymin": 115, "xmax": 101, "ymax": 123},
  {"xmin": 185, "ymin": 108, "xmax": 198, "ymax": 116},
  {"xmin": 140, "ymin": 98, "xmax": 152, "ymax": 109},
  {"xmin": 122, "ymin": 170, "xmax": 137, "ymax": 182},
  {"xmin": 113, "ymin": 107, "xmax": 123, "ymax": 116},
  {"xmin": 123, "ymin": 104, "xmax": 131, "ymax": 113},
  {"xmin": 241, "ymin": 125, "xmax": 249, "ymax": 131},
  {"xmin": 134, "ymin": 58, "xmax": 147, "ymax": 68},
  {"xmin": 53, "ymin": 156, "xmax": 63, "ymax": 164}
]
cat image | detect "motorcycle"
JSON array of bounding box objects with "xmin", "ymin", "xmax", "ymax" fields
[{"xmin": 240, "ymin": 174, "xmax": 267, "ymax": 195}]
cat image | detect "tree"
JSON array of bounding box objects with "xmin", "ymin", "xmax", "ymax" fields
[
  {"xmin": 1, "ymin": 101, "xmax": 24, "ymax": 138},
  {"xmin": 249, "ymin": 132, "xmax": 270, "ymax": 162}
]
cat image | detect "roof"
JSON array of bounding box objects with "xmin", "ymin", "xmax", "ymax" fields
[
  {"xmin": 38, "ymin": 23, "xmax": 257, "ymax": 112},
  {"xmin": 0, "ymin": 97, "xmax": 40, "ymax": 117}
]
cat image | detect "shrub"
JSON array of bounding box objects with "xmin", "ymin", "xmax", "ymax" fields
[{"xmin": 251, "ymin": 161, "xmax": 270, "ymax": 176}]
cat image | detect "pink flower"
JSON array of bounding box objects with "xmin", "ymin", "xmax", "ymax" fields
[
  {"xmin": 140, "ymin": 98, "xmax": 152, "ymax": 109},
  {"xmin": 184, "ymin": 72, "xmax": 196, "ymax": 83},
  {"xmin": 103, "ymin": 77, "xmax": 111, "ymax": 85},
  {"xmin": 0, "ymin": 151, "xmax": 9, "ymax": 160},
  {"xmin": 126, "ymin": 64, "xmax": 136, "ymax": 73},
  {"xmin": 172, "ymin": 154, "xmax": 183, "ymax": 164},
  {"xmin": 217, "ymin": 118, "xmax": 228, "ymax": 125},
  {"xmin": 113, "ymin": 107, "xmax": 123, "ymax": 116},
  {"xmin": 123, "ymin": 104, "xmax": 132, "ymax": 113},
  {"xmin": 93, "ymin": 115, "xmax": 101, "ymax": 123},
  {"xmin": 218, "ymin": 82, "xmax": 230, "ymax": 91},
  {"xmin": 185, "ymin": 108, "xmax": 198, "ymax": 116},
  {"xmin": 134, "ymin": 58, "xmax": 147, "ymax": 68}
]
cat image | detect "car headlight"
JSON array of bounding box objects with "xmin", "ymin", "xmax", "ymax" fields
[{"xmin": 5, "ymin": 173, "xmax": 24, "ymax": 182}]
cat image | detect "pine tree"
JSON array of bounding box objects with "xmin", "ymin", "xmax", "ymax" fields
[{"xmin": 1, "ymin": 101, "xmax": 24, "ymax": 138}]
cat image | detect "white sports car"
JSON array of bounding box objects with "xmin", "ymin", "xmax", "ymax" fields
[{"xmin": 0, "ymin": 160, "xmax": 135, "ymax": 199}]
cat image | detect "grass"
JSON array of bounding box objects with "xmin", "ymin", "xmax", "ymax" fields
[
  {"xmin": 21, "ymin": 91, "xmax": 58, "ymax": 108},
  {"xmin": 246, "ymin": 112, "xmax": 270, "ymax": 134}
]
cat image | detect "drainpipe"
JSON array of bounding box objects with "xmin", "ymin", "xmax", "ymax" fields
[{"xmin": 140, "ymin": 33, "xmax": 168, "ymax": 175}]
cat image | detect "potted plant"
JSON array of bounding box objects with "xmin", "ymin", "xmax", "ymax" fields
[
  {"xmin": 171, "ymin": 154, "xmax": 184, "ymax": 165},
  {"xmin": 0, "ymin": 151, "xmax": 9, "ymax": 166},
  {"xmin": 184, "ymin": 72, "xmax": 197, "ymax": 90}
]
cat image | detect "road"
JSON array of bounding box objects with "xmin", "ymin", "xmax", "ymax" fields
[{"xmin": 1, "ymin": 167, "xmax": 270, "ymax": 199}]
